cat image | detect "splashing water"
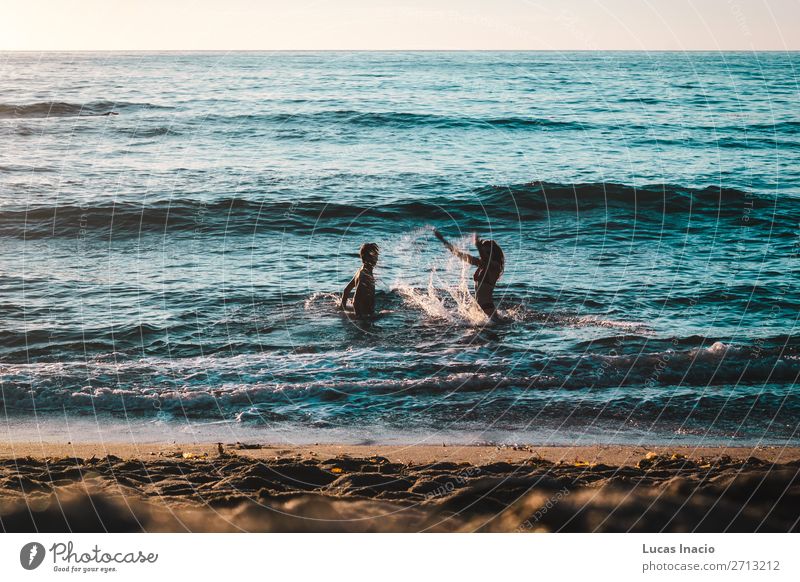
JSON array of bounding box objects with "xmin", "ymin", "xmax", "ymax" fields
[
  {"xmin": 392, "ymin": 228, "xmax": 489, "ymax": 325},
  {"xmin": 304, "ymin": 292, "xmax": 341, "ymax": 312}
]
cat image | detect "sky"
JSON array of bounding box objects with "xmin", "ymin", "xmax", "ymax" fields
[{"xmin": 1, "ymin": 0, "xmax": 798, "ymax": 51}]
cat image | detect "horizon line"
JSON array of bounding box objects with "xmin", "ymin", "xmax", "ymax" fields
[{"xmin": 1, "ymin": 48, "xmax": 798, "ymax": 53}]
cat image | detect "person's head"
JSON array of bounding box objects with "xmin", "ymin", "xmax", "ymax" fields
[
  {"xmin": 477, "ymin": 239, "xmax": 504, "ymax": 273},
  {"xmin": 360, "ymin": 242, "xmax": 379, "ymax": 267}
]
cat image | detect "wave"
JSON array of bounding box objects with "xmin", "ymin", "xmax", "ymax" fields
[
  {"xmin": 715, "ymin": 136, "xmax": 800, "ymax": 150},
  {"xmin": 1, "ymin": 337, "xmax": 797, "ymax": 412},
  {"xmin": 4, "ymin": 389, "xmax": 797, "ymax": 440},
  {"xmin": 0, "ymin": 182, "xmax": 788, "ymax": 238},
  {"xmin": 0, "ymin": 101, "xmax": 171, "ymax": 119},
  {"xmin": 2, "ymin": 375, "xmax": 799, "ymax": 440},
  {"xmin": 478, "ymin": 181, "xmax": 759, "ymax": 210},
  {"xmin": 748, "ymin": 120, "xmax": 800, "ymax": 133},
  {"xmin": 201, "ymin": 109, "xmax": 586, "ymax": 131},
  {"xmin": 116, "ymin": 126, "xmax": 180, "ymax": 138}
]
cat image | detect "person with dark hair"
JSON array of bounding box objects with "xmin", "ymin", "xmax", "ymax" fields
[
  {"xmin": 340, "ymin": 242, "xmax": 379, "ymax": 317},
  {"xmin": 433, "ymin": 229, "xmax": 504, "ymax": 317}
]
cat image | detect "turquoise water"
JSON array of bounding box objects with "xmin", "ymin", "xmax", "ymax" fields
[{"xmin": 0, "ymin": 51, "xmax": 798, "ymax": 444}]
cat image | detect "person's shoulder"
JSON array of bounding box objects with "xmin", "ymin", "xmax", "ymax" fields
[{"xmin": 358, "ymin": 268, "xmax": 375, "ymax": 285}]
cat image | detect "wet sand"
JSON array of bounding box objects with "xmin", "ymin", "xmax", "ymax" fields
[{"xmin": 1, "ymin": 442, "xmax": 798, "ymax": 532}]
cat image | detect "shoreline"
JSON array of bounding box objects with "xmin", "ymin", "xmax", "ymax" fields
[
  {"xmin": 7, "ymin": 414, "xmax": 793, "ymax": 449},
  {"xmin": 2, "ymin": 442, "xmax": 799, "ymax": 532}
]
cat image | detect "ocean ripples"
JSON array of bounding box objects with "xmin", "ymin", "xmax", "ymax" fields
[
  {"xmin": 0, "ymin": 181, "xmax": 791, "ymax": 239},
  {"xmin": 2, "ymin": 51, "xmax": 798, "ymax": 443},
  {"xmin": 0, "ymin": 100, "xmax": 171, "ymax": 119}
]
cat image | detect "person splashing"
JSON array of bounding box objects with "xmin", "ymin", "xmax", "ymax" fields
[
  {"xmin": 433, "ymin": 229, "xmax": 504, "ymax": 318},
  {"xmin": 340, "ymin": 242, "xmax": 379, "ymax": 317}
]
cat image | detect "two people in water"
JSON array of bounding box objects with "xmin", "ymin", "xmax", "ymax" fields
[{"xmin": 340, "ymin": 230, "xmax": 505, "ymax": 318}]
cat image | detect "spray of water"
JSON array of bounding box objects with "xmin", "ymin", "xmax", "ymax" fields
[
  {"xmin": 392, "ymin": 227, "xmax": 489, "ymax": 325},
  {"xmin": 304, "ymin": 292, "xmax": 341, "ymax": 311}
]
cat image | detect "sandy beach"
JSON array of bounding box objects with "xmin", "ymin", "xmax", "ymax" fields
[{"xmin": 1, "ymin": 442, "xmax": 798, "ymax": 532}]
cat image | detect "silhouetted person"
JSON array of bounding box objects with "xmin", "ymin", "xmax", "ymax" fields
[
  {"xmin": 434, "ymin": 229, "xmax": 504, "ymax": 317},
  {"xmin": 341, "ymin": 243, "xmax": 379, "ymax": 317}
]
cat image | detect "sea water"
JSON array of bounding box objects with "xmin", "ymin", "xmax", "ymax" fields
[{"xmin": 0, "ymin": 51, "xmax": 798, "ymax": 445}]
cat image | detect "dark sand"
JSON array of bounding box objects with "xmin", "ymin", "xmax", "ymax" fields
[{"xmin": 1, "ymin": 443, "xmax": 798, "ymax": 532}]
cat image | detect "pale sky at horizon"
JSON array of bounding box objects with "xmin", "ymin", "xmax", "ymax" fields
[{"xmin": 1, "ymin": 0, "xmax": 798, "ymax": 51}]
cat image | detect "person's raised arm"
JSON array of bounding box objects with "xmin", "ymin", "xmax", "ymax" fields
[
  {"xmin": 340, "ymin": 274, "xmax": 357, "ymax": 309},
  {"xmin": 433, "ymin": 229, "xmax": 480, "ymax": 266}
]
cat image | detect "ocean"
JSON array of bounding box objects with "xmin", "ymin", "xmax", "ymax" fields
[{"xmin": 0, "ymin": 51, "xmax": 797, "ymax": 445}]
